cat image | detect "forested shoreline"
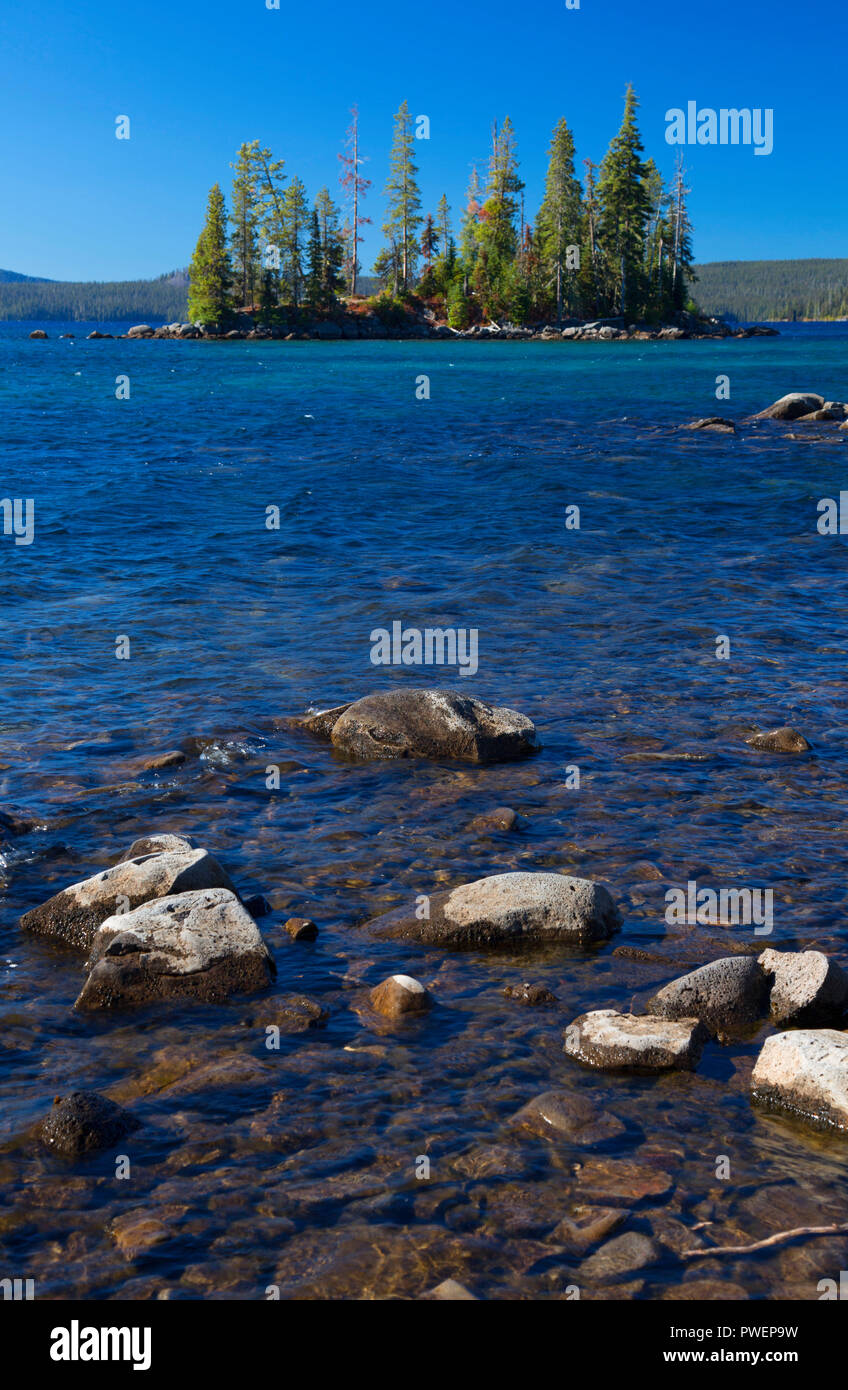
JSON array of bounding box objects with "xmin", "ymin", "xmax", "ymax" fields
[{"xmin": 188, "ymin": 87, "xmax": 697, "ymax": 330}]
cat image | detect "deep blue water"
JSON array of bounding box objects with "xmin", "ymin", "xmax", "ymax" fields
[{"xmin": 2, "ymin": 322, "xmax": 848, "ymax": 1300}]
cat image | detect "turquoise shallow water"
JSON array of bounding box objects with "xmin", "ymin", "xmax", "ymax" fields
[{"xmin": 2, "ymin": 323, "xmax": 848, "ymax": 1299}]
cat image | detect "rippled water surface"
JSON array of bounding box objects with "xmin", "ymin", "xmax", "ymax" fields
[{"xmin": 3, "ymin": 323, "xmax": 848, "ymax": 1299}]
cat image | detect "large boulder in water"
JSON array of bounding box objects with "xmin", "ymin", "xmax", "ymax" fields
[
  {"xmin": 20, "ymin": 847, "xmax": 236, "ymax": 951},
  {"xmin": 75, "ymin": 888, "xmax": 275, "ymax": 1011},
  {"xmin": 758, "ymin": 948, "xmax": 848, "ymax": 1027},
  {"xmin": 564, "ymin": 1009, "xmax": 708, "ymax": 1072},
  {"xmin": 323, "ymin": 689, "xmax": 538, "ymax": 764},
  {"xmin": 366, "ymin": 871, "xmax": 620, "ymax": 947},
  {"xmin": 646, "ymin": 956, "xmax": 769, "ymax": 1038},
  {"xmin": 751, "ymin": 392, "xmax": 824, "ymax": 421},
  {"xmin": 751, "ymin": 1030, "xmax": 848, "ymax": 1131}
]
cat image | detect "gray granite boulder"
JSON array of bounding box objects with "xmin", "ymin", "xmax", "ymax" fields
[
  {"xmin": 751, "ymin": 1030, "xmax": 848, "ymax": 1131},
  {"xmin": 647, "ymin": 956, "xmax": 769, "ymax": 1038},
  {"xmin": 366, "ymin": 871, "xmax": 620, "ymax": 948},
  {"xmin": 21, "ymin": 848, "xmax": 235, "ymax": 951},
  {"xmin": 74, "ymin": 888, "xmax": 274, "ymax": 1010},
  {"xmin": 564, "ymin": 1010, "xmax": 708, "ymax": 1072},
  {"xmin": 320, "ymin": 689, "xmax": 538, "ymax": 763},
  {"xmin": 759, "ymin": 948, "xmax": 848, "ymax": 1026},
  {"xmin": 746, "ymin": 726, "xmax": 811, "ymax": 753}
]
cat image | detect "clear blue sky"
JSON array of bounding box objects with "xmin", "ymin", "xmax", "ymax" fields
[{"xmin": 0, "ymin": 0, "xmax": 844, "ymax": 281}]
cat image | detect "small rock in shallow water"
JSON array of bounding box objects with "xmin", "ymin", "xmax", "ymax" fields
[
  {"xmin": 74, "ymin": 888, "xmax": 275, "ymax": 1010},
  {"xmin": 255, "ymin": 994, "xmax": 329, "ymax": 1032},
  {"xmin": 647, "ymin": 955, "xmax": 769, "ymax": 1038},
  {"xmin": 746, "ymin": 725, "xmax": 811, "ymax": 753},
  {"xmin": 244, "ymin": 894, "xmax": 272, "ymax": 919},
  {"xmin": 751, "ymin": 1029, "xmax": 848, "ymax": 1131},
  {"xmin": 511, "ymin": 1089, "xmax": 625, "ymax": 1145},
  {"xmin": 111, "ymin": 1211, "xmax": 170, "ymax": 1259},
  {"xmin": 759, "ymin": 948, "xmax": 848, "ymax": 1027},
  {"xmin": 574, "ymin": 1157, "xmax": 674, "ymax": 1206},
  {"xmin": 366, "ymin": 871, "xmax": 620, "ymax": 948},
  {"xmin": 424, "ymin": 1278, "xmax": 478, "ymax": 1300},
  {"xmin": 684, "ymin": 417, "xmax": 736, "ymax": 433},
  {"xmin": 751, "ymin": 392, "xmax": 824, "ymax": 421},
  {"xmin": 284, "ymin": 916, "xmax": 318, "ymax": 940},
  {"xmin": 325, "ymin": 688, "xmax": 538, "ymax": 764},
  {"xmin": 370, "ymin": 974, "xmax": 432, "ymax": 1018},
  {"xmin": 140, "ymin": 750, "xmax": 186, "ymax": 771},
  {"xmin": 22, "ymin": 847, "xmax": 235, "ymax": 950},
  {"xmin": 468, "ymin": 806, "xmax": 518, "ymax": 833},
  {"xmin": 38, "ymin": 1091, "xmax": 139, "ymax": 1157},
  {"xmin": 579, "ymin": 1231, "xmax": 661, "ymax": 1284},
  {"xmin": 564, "ymin": 1009, "xmax": 708, "ymax": 1072},
  {"xmin": 549, "ymin": 1205, "xmax": 628, "ymax": 1254},
  {"xmin": 503, "ymin": 982, "xmax": 558, "ymax": 1005}
]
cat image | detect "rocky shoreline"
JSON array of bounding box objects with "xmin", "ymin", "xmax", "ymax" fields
[{"xmin": 27, "ymin": 310, "xmax": 779, "ymax": 343}]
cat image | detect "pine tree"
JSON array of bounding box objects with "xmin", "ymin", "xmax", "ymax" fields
[
  {"xmin": 578, "ymin": 158, "xmax": 601, "ymax": 316},
  {"xmin": 314, "ymin": 187, "xmax": 345, "ymax": 301},
  {"xmin": 436, "ymin": 195, "xmax": 451, "ymax": 256},
  {"xmin": 536, "ymin": 119, "xmax": 583, "ymax": 321},
  {"xmin": 252, "ymin": 145, "xmax": 287, "ymax": 303},
  {"xmin": 597, "ymin": 85, "xmax": 651, "ymax": 317},
  {"xmin": 669, "ymin": 154, "xmax": 695, "ymax": 311},
  {"xmin": 338, "ymin": 105, "xmax": 371, "ymax": 296},
  {"xmin": 477, "ymin": 117, "xmax": 524, "ymax": 315},
  {"xmin": 306, "ymin": 209, "xmax": 323, "ymax": 307},
  {"xmin": 459, "ymin": 166, "xmax": 482, "ymax": 277},
  {"xmin": 382, "ymin": 100, "xmax": 423, "ymax": 294},
  {"xmin": 421, "ymin": 214, "xmax": 438, "ymax": 274},
  {"xmin": 188, "ymin": 183, "xmax": 232, "ymax": 329},
  {"xmin": 281, "ymin": 176, "xmax": 310, "ymax": 307},
  {"xmin": 229, "ymin": 142, "xmax": 262, "ymax": 309}
]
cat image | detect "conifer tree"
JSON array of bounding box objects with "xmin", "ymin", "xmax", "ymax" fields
[
  {"xmin": 536, "ymin": 118, "xmax": 583, "ymax": 321},
  {"xmin": 306, "ymin": 209, "xmax": 323, "ymax": 307},
  {"xmin": 314, "ymin": 187, "xmax": 345, "ymax": 301},
  {"xmin": 253, "ymin": 146, "xmax": 287, "ymax": 303},
  {"xmin": 436, "ymin": 195, "xmax": 451, "ymax": 256},
  {"xmin": 669, "ymin": 155, "xmax": 695, "ymax": 310},
  {"xmin": 229, "ymin": 141, "xmax": 262, "ymax": 308},
  {"xmin": 597, "ymin": 85, "xmax": 651, "ymax": 316},
  {"xmin": 188, "ymin": 183, "xmax": 232, "ymax": 328},
  {"xmin": 281, "ymin": 176, "xmax": 310, "ymax": 307},
  {"xmin": 382, "ymin": 100, "xmax": 422, "ymax": 294},
  {"xmin": 338, "ymin": 106, "xmax": 371, "ymax": 296}
]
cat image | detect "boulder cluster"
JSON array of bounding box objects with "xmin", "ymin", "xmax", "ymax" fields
[{"xmin": 686, "ymin": 392, "xmax": 848, "ymax": 436}]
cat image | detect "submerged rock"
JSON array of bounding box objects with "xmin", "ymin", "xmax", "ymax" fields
[
  {"xmin": 0, "ymin": 808, "xmax": 37, "ymax": 837},
  {"xmin": 366, "ymin": 871, "xmax": 620, "ymax": 948},
  {"xmin": 467, "ymin": 806, "xmax": 518, "ymax": 833},
  {"xmin": 752, "ymin": 392, "xmax": 825, "ymax": 421},
  {"xmin": 579, "ymin": 1231, "xmax": 661, "ymax": 1285},
  {"xmin": 21, "ymin": 847, "xmax": 235, "ymax": 950},
  {"xmin": 758, "ymin": 948, "xmax": 848, "ymax": 1027},
  {"xmin": 564, "ymin": 1009, "xmax": 708, "ymax": 1071},
  {"xmin": 549, "ymin": 1205, "xmax": 628, "ymax": 1254},
  {"xmin": 424, "ymin": 1278, "xmax": 478, "ymax": 1300},
  {"xmin": 74, "ymin": 888, "xmax": 274, "ymax": 1010},
  {"xmin": 321, "ymin": 689, "xmax": 538, "ymax": 763},
  {"xmin": 751, "ymin": 1029, "xmax": 848, "ymax": 1131},
  {"xmin": 684, "ymin": 417, "xmax": 736, "ymax": 433},
  {"xmin": 511, "ymin": 1089, "xmax": 625, "ymax": 1145},
  {"xmin": 29, "ymin": 329, "xmax": 48, "ymax": 339},
  {"xmin": 369, "ymin": 973, "xmax": 432, "ymax": 1018},
  {"xmin": 503, "ymin": 981, "xmax": 558, "ymax": 1005},
  {"xmin": 746, "ymin": 726, "xmax": 811, "ymax": 753},
  {"xmin": 38, "ymin": 1091, "xmax": 139, "ymax": 1157},
  {"xmin": 297, "ymin": 703, "xmax": 352, "ymax": 739},
  {"xmin": 647, "ymin": 956, "xmax": 768, "ymax": 1038}
]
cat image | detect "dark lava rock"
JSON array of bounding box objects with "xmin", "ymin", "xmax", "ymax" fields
[
  {"xmin": 284, "ymin": 916, "xmax": 318, "ymax": 940},
  {"xmin": 647, "ymin": 955, "xmax": 769, "ymax": 1038},
  {"xmin": 325, "ymin": 688, "xmax": 538, "ymax": 764},
  {"xmin": 366, "ymin": 871, "xmax": 620, "ymax": 948},
  {"xmin": 746, "ymin": 725, "xmax": 811, "ymax": 753},
  {"xmin": 38, "ymin": 1091, "xmax": 139, "ymax": 1157}
]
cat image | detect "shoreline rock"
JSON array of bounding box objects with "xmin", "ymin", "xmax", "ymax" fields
[
  {"xmin": 758, "ymin": 948, "xmax": 848, "ymax": 1027},
  {"xmin": 564, "ymin": 1009, "xmax": 708, "ymax": 1071},
  {"xmin": 647, "ymin": 956, "xmax": 768, "ymax": 1039},
  {"xmin": 751, "ymin": 1030, "xmax": 848, "ymax": 1131}
]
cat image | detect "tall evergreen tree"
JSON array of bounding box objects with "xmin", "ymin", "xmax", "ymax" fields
[
  {"xmin": 306, "ymin": 209, "xmax": 323, "ymax": 307},
  {"xmin": 280, "ymin": 176, "xmax": 310, "ymax": 307},
  {"xmin": 536, "ymin": 118, "xmax": 583, "ymax": 320},
  {"xmin": 188, "ymin": 183, "xmax": 232, "ymax": 328},
  {"xmin": 314, "ymin": 187, "xmax": 345, "ymax": 301},
  {"xmin": 229, "ymin": 141, "xmax": 262, "ymax": 308},
  {"xmin": 669, "ymin": 155, "xmax": 695, "ymax": 311},
  {"xmin": 436, "ymin": 194, "xmax": 451, "ymax": 256},
  {"xmin": 597, "ymin": 85, "xmax": 651, "ymax": 316},
  {"xmin": 252, "ymin": 145, "xmax": 287, "ymax": 302},
  {"xmin": 382, "ymin": 100, "xmax": 422, "ymax": 293}
]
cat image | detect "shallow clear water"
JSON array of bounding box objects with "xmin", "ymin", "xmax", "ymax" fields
[{"xmin": 2, "ymin": 323, "xmax": 848, "ymax": 1299}]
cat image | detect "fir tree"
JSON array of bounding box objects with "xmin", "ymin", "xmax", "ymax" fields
[
  {"xmin": 382, "ymin": 100, "xmax": 422, "ymax": 294},
  {"xmin": 314, "ymin": 187, "xmax": 345, "ymax": 301},
  {"xmin": 281, "ymin": 176, "xmax": 309, "ymax": 307},
  {"xmin": 597, "ymin": 85, "xmax": 651, "ymax": 316},
  {"xmin": 229, "ymin": 141, "xmax": 262, "ymax": 309},
  {"xmin": 536, "ymin": 118, "xmax": 583, "ymax": 321},
  {"xmin": 188, "ymin": 183, "xmax": 232, "ymax": 328}
]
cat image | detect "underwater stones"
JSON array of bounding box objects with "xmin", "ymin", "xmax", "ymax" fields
[
  {"xmin": 424, "ymin": 1278, "xmax": 478, "ymax": 1300},
  {"xmin": 467, "ymin": 806, "xmax": 518, "ymax": 833},
  {"xmin": 21, "ymin": 847, "xmax": 235, "ymax": 951},
  {"xmin": 38, "ymin": 1091, "xmax": 139, "ymax": 1157},
  {"xmin": 579, "ymin": 1231, "xmax": 661, "ymax": 1285},
  {"xmin": 369, "ymin": 973, "xmax": 432, "ymax": 1018},
  {"xmin": 751, "ymin": 392, "xmax": 825, "ymax": 421},
  {"xmin": 503, "ymin": 982, "xmax": 558, "ymax": 1005},
  {"xmin": 746, "ymin": 725, "xmax": 811, "ymax": 753},
  {"xmin": 297, "ymin": 703, "xmax": 352, "ymax": 738},
  {"xmin": 511, "ymin": 1089, "xmax": 625, "ymax": 1146},
  {"xmin": 751, "ymin": 1030, "xmax": 848, "ymax": 1131},
  {"xmin": 549, "ymin": 1206, "xmax": 628, "ymax": 1255},
  {"xmin": 284, "ymin": 916, "xmax": 318, "ymax": 941},
  {"xmin": 255, "ymin": 994, "xmax": 329, "ymax": 1032},
  {"xmin": 758, "ymin": 948, "xmax": 848, "ymax": 1027},
  {"xmin": 317, "ymin": 688, "xmax": 538, "ymax": 764},
  {"xmin": 647, "ymin": 956, "xmax": 769, "ymax": 1038},
  {"xmin": 564, "ymin": 1010, "xmax": 708, "ymax": 1072},
  {"xmin": 74, "ymin": 888, "xmax": 274, "ymax": 1011},
  {"xmin": 366, "ymin": 871, "xmax": 620, "ymax": 948},
  {"xmin": 574, "ymin": 1157, "xmax": 674, "ymax": 1206}
]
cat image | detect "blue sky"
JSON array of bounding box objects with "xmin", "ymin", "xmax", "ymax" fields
[{"xmin": 0, "ymin": 0, "xmax": 844, "ymax": 281}]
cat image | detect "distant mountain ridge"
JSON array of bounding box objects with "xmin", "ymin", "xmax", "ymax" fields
[
  {"xmin": 0, "ymin": 269, "xmax": 189, "ymax": 321},
  {"xmin": 694, "ymin": 258, "xmax": 848, "ymax": 322}
]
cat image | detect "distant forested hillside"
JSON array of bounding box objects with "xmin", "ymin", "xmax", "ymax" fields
[
  {"xmin": 694, "ymin": 259, "xmax": 848, "ymax": 321},
  {"xmin": 0, "ymin": 271, "xmax": 189, "ymax": 321}
]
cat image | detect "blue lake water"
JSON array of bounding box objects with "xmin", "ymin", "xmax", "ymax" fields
[{"xmin": 2, "ymin": 322, "xmax": 848, "ymax": 1299}]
